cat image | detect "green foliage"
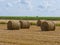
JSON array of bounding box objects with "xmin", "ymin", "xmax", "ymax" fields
[
  {"xmin": 30, "ymin": 22, "xmax": 36, "ymax": 25},
  {"xmin": 0, "ymin": 16, "xmax": 60, "ymax": 20},
  {"xmin": 30, "ymin": 22, "xmax": 60, "ymax": 26},
  {"xmin": 0, "ymin": 22, "xmax": 7, "ymax": 24},
  {"xmin": 56, "ymin": 23, "xmax": 60, "ymax": 26}
]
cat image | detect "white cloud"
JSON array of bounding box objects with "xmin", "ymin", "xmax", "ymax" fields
[
  {"xmin": 26, "ymin": 0, "xmax": 32, "ymax": 9},
  {"xmin": 18, "ymin": 0, "xmax": 21, "ymax": 2},
  {"xmin": 20, "ymin": 0, "xmax": 33, "ymax": 10},
  {"xmin": 0, "ymin": 0, "xmax": 5, "ymax": 2},
  {"xmin": 38, "ymin": 0, "xmax": 57, "ymax": 12},
  {"xmin": 20, "ymin": 0, "xmax": 26, "ymax": 4},
  {"xmin": 6, "ymin": 2, "xmax": 13, "ymax": 7}
]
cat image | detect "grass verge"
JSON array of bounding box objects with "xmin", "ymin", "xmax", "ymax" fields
[{"xmin": 0, "ymin": 22, "xmax": 7, "ymax": 24}]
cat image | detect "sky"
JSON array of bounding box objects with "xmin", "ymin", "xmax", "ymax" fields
[{"xmin": 0, "ymin": 0, "xmax": 60, "ymax": 17}]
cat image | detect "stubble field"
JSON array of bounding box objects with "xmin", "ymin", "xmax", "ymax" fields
[{"xmin": 0, "ymin": 20, "xmax": 60, "ymax": 45}]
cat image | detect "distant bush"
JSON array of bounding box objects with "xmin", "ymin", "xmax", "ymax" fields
[
  {"xmin": 30, "ymin": 22, "xmax": 60, "ymax": 26},
  {"xmin": 30, "ymin": 22, "xmax": 36, "ymax": 25},
  {"xmin": 0, "ymin": 22, "xmax": 7, "ymax": 24},
  {"xmin": 56, "ymin": 23, "xmax": 60, "ymax": 26},
  {"xmin": 0, "ymin": 16, "xmax": 60, "ymax": 20}
]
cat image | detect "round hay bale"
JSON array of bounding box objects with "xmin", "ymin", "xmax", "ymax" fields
[
  {"xmin": 41, "ymin": 21, "xmax": 55, "ymax": 31},
  {"xmin": 7, "ymin": 20, "xmax": 20, "ymax": 30},
  {"xmin": 37, "ymin": 20, "xmax": 46, "ymax": 26},
  {"xmin": 19, "ymin": 20, "xmax": 30, "ymax": 29}
]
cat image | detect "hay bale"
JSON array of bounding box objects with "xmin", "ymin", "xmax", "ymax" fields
[
  {"xmin": 7, "ymin": 20, "xmax": 20, "ymax": 30},
  {"xmin": 41, "ymin": 21, "xmax": 55, "ymax": 31},
  {"xmin": 37, "ymin": 20, "xmax": 46, "ymax": 26},
  {"xmin": 19, "ymin": 20, "xmax": 30, "ymax": 29}
]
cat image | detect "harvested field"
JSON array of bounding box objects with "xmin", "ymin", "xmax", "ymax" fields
[
  {"xmin": 0, "ymin": 19, "xmax": 60, "ymax": 24},
  {"xmin": 0, "ymin": 23, "xmax": 60, "ymax": 45}
]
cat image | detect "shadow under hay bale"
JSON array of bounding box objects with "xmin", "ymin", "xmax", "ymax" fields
[
  {"xmin": 37, "ymin": 20, "xmax": 46, "ymax": 26},
  {"xmin": 41, "ymin": 21, "xmax": 55, "ymax": 31},
  {"xmin": 7, "ymin": 20, "xmax": 20, "ymax": 30},
  {"xmin": 19, "ymin": 20, "xmax": 30, "ymax": 29}
]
